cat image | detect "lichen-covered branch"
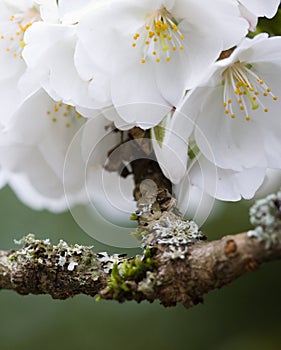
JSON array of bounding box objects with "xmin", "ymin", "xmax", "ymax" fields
[
  {"xmin": 0, "ymin": 188, "xmax": 281, "ymax": 308},
  {"xmin": 0, "ymin": 229, "xmax": 280, "ymax": 308},
  {"xmin": 0, "ymin": 236, "xmax": 107, "ymax": 299},
  {"xmin": 1, "ymin": 140, "xmax": 281, "ymax": 308}
]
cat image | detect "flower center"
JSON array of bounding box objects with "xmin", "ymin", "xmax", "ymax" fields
[
  {"xmin": 222, "ymin": 62, "xmax": 278, "ymax": 121},
  {"xmin": 132, "ymin": 8, "xmax": 185, "ymax": 63},
  {"xmin": 46, "ymin": 102, "xmax": 83, "ymax": 128},
  {"xmin": 0, "ymin": 6, "xmax": 40, "ymax": 60}
]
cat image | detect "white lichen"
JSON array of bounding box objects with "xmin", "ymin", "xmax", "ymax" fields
[
  {"xmin": 155, "ymin": 216, "xmax": 201, "ymax": 244},
  {"xmin": 67, "ymin": 260, "xmax": 78, "ymax": 271},
  {"xmin": 248, "ymin": 190, "xmax": 281, "ymax": 248},
  {"xmin": 139, "ymin": 213, "xmax": 204, "ymax": 261},
  {"xmin": 142, "ymin": 214, "xmax": 203, "ymax": 246},
  {"xmin": 10, "ymin": 234, "xmax": 101, "ymax": 281},
  {"xmin": 162, "ymin": 245, "xmax": 189, "ymax": 260},
  {"xmin": 137, "ymin": 271, "xmax": 157, "ymax": 296},
  {"xmin": 57, "ymin": 255, "xmax": 67, "ymax": 267},
  {"xmin": 96, "ymin": 252, "xmax": 127, "ymax": 274}
]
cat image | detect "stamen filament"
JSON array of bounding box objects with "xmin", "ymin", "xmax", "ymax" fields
[
  {"xmin": 222, "ymin": 61, "xmax": 278, "ymax": 121},
  {"xmin": 132, "ymin": 8, "xmax": 185, "ymax": 63}
]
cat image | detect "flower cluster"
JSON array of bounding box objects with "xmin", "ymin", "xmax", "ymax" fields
[{"xmin": 0, "ymin": 0, "xmax": 280, "ymax": 221}]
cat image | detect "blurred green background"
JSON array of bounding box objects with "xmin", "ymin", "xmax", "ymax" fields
[{"xmin": 0, "ymin": 185, "xmax": 280, "ymax": 350}]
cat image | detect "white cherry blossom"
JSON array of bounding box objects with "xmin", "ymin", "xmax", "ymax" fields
[
  {"xmin": 176, "ymin": 34, "xmax": 281, "ymax": 173},
  {"xmin": 76, "ymin": 0, "xmax": 248, "ymax": 128},
  {"xmin": 21, "ymin": 0, "xmax": 111, "ymax": 110},
  {"xmin": 2, "ymin": 0, "xmax": 281, "ymax": 221},
  {"xmin": 1, "ymin": 88, "xmax": 132, "ymax": 212}
]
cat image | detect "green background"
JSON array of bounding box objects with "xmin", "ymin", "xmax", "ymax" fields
[{"xmin": 0, "ymin": 186, "xmax": 280, "ymax": 350}]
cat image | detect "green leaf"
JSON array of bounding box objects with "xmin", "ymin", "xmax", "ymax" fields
[
  {"xmin": 130, "ymin": 213, "xmax": 138, "ymax": 221},
  {"xmin": 153, "ymin": 117, "xmax": 167, "ymax": 148},
  {"xmin": 188, "ymin": 140, "xmax": 200, "ymax": 160}
]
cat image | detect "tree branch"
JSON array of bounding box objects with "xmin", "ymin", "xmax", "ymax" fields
[
  {"xmin": 0, "ymin": 176, "xmax": 281, "ymax": 308},
  {"xmin": 1, "ymin": 137, "xmax": 281, "ymax": 308},
  {"xmin": 0, "ymin": 230, "xmax": 280, "ymax": 308}
]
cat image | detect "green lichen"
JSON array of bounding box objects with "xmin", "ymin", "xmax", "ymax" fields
[{"xmin": 104, "ymin": 248, "xmax": 157, "ymax": 300}]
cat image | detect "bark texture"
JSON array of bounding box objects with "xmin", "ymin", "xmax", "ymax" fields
[{"xmin": 0, "ymin": 230, "xmax": 280, "ymax": 308}]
